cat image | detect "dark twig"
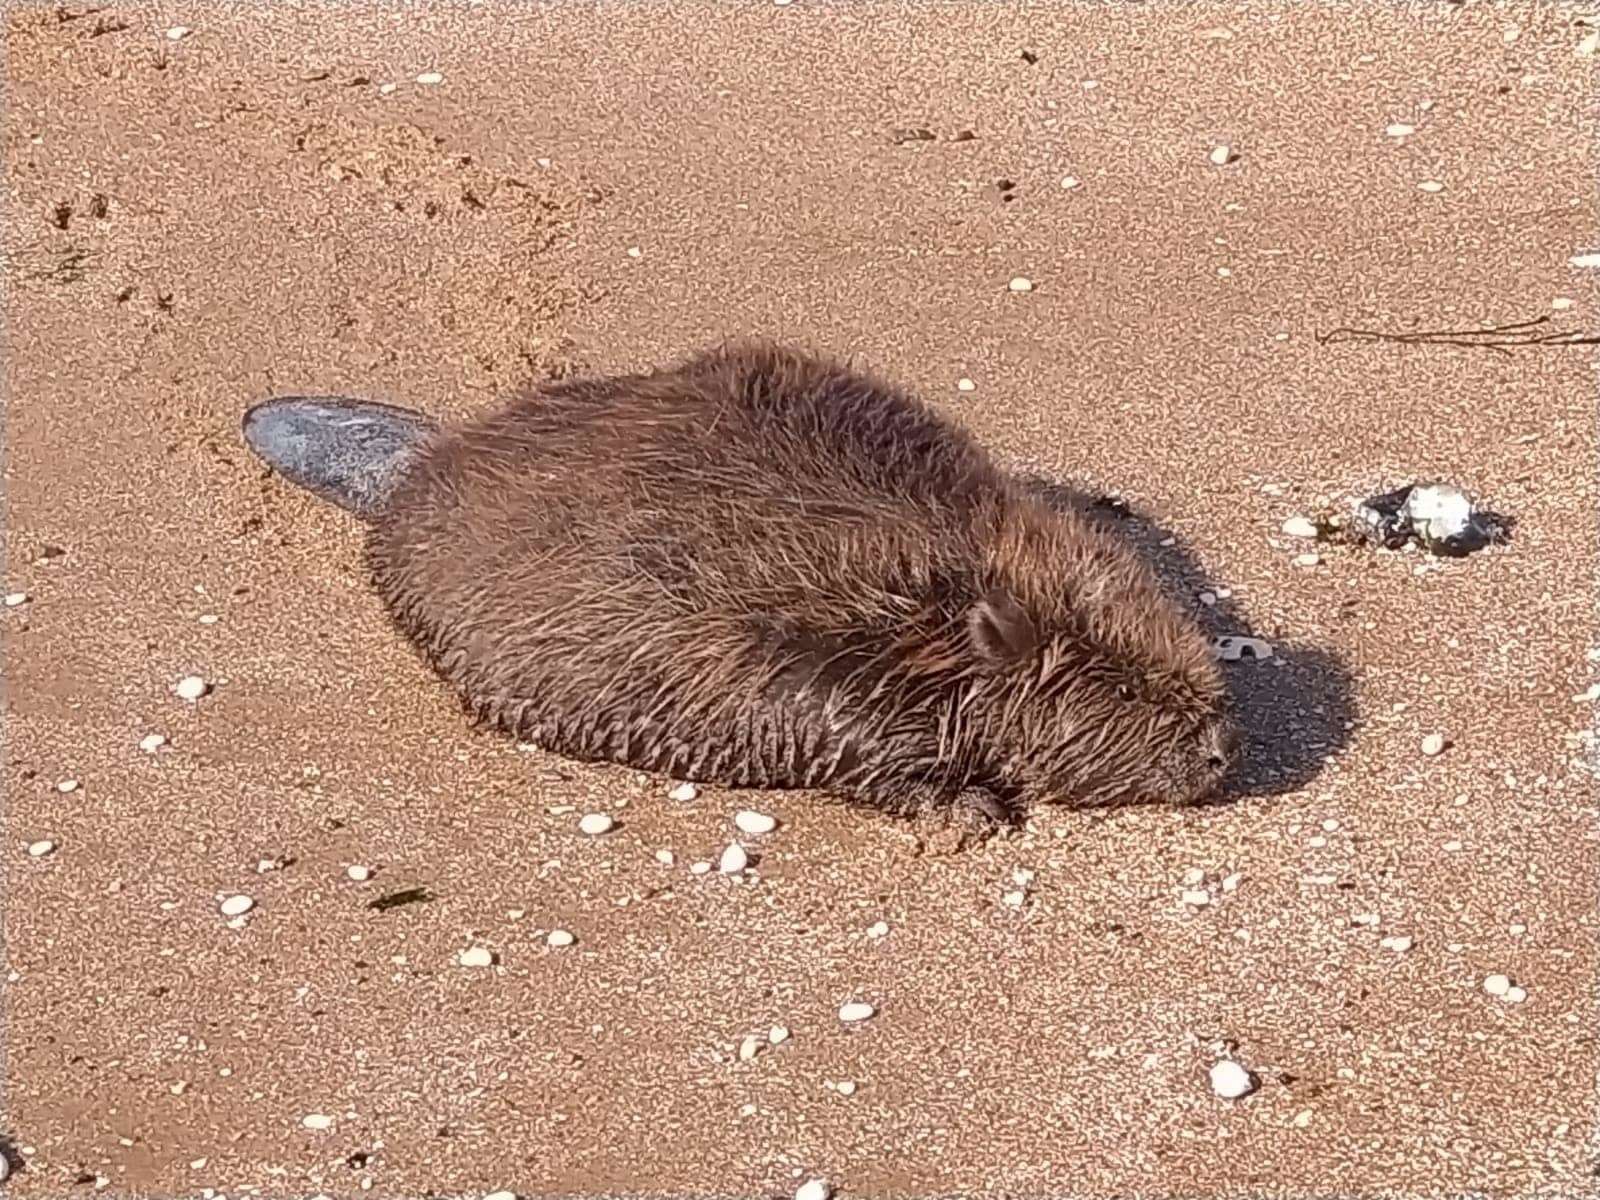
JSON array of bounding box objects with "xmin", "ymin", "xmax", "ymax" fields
[{"xmin": 1317, "ymin": 313, "xmax": 1599, "ymax": 355}]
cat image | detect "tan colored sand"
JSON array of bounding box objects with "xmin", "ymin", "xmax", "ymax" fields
[{"xmin": 4, "ymin": 2, "xmax": 1597, "ymax": 1196}]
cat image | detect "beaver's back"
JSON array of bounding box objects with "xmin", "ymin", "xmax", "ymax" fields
[{"xmin": 365, "ymin": 342, "xmax": 1012, "ymax": 785}]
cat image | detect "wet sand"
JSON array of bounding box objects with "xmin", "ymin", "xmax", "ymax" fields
[{"xmin": 3, "ymin": 2, "xmax": 1597, "ymax": 1196}]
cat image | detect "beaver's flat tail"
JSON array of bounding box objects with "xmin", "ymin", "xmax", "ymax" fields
[{"xmin": 242, "ymin": 396, "xmax": 440, "ymax": 520}]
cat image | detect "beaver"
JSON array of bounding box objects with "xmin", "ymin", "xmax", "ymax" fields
[{"xmin": 242, "ymin": 340, "xmax": 1238, "ymax": 840}]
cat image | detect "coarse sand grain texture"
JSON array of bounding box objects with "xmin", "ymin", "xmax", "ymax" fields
[{"xmin": 4, "ymin": 1, "xmax": 1598, "ymax": 1196}]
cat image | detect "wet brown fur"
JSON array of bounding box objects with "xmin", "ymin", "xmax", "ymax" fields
[{"xmin": 365, "ymin": 341, "xmax": 1238, "ymax": 830}]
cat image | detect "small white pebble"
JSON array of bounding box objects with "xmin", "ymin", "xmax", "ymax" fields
[
  {"xmin": 1221, "ymin": 872, "xmax": 1242, "ymax": 893},
  {"xmin": 483, "ymin": 1192, "xmax": 518, "ymax": 1200},
  {"xmin": 738, "ymin": 1034, "xmax": 761, "ymax": 1062},
  {"xmin": 1579, "ymin": 31, "xmax": 1599, "ymax": 56},
  {"xmin": 836, "ymin": 1080, "xmax": 858, "ymax": 1096},
  {"xmin": 1570, "ymin": 253, "xmax": 1600, "ymax": 269},
  {"xmin": 1418, "ymin": 180, "xmax": 1444, "ymax": 193},
  {"xmin": 734, "ymin": 810, "xmax": 777, "ymax": 835},
  {"xmin": 1510, "ymin": 922, "xmax": 1527, "ymax": 936},
  {"xmin": 547, "ymin": 928, "xmax": 575, "ymax": 947},
  {"xmin": 795, "ymin": 1181, "xmax": 831, "ymax": 1200},
  {"xmin": 718, "ymin": 842, "xmax": 749, "ymax": 874},
  {"xmin": 578, "ymin": 812, "xmax": 615, "ymax": 836},
  {"xmin": 139, "ymin": 733, "xmax": 168, "ymax": 753},
  {"xmin": 379, "ymin": 82, "xmax": 397, "ymax": 94},
  {"xmin": 1008, "ymin": 276, "xmax": 1034, "ymax": 293},
  {"xmin": 1421, "ymin": 733, "xmax": 1447, "ymax": 757},
  {"xmin": 1380, "ymin": 935, "xmax": 1414, "ymax": 952},
  {"xmin": 458, "ymin": 946, "xmax": 495, "ymax": 968},
  {"xmin": 57, "ymin": 778, "xmax": 79, "ymax": 793},
  {"xmin": 1281, "ymin": 516, "xmax": 1319, "ymax": 538},
  {"xmin": 346, "ymin": 865, "xmax": 372, "ymax": 882},
  {"xmin": 1060, "ymin": 175, "xmax": 1081, "ymax": 189},
  {"xmin": 1442, "ymin": 840, "xmax": 1462, "ymax": 852},
  {"xmin": 256, "ymin": 858, "xmax": 281, "ymax": 873},
  {"xmin": 415, "ymin": 71, "xmax": 445, "ymax": 85},
  {"xmin": 1292, "ymin": 1108, "xmax": 1314, "ymax": 1128},
  {"xmin": 1181, "ymin": 867, "xmax": 1205, "ymax": 885},
  {"xmin": 1198, "ymin": 590, "xmax": 1217, "ymax": 606},
  {"xmin": 956, "ymin": 377, "xmax": 976, "ymax": 392},
  {"xmin": 655, "ymin": 848, "xmax": 676, "ymax": 866},
  {"xmin": 1321, "ymin": 818, "xmax": 1339, "ymax": 832},
  {"xmin": 769, "ymin": 1025, "xmax": 790, "ymax": 1044},
  {"xmin": 1385, "ymin": 123, "xmax": 1415, "ymax": 137},
  {"xmin": 219, "ymin": 894, "xmax": 254, "ymax": 918},
  {"xmin": 866, "ymin": 920, "xmax": 889, "ymax": 938},
  {"xmin": 507, "ymin": 908, "xmax": 527, "ymax": 921},
  {"xmin": 26, "ymin": 839, "xmax": 56, "ymax": 858},
  {"xmin": 174, "ymin": 675, "xmax": 210, "ymax": 701},
  {"xmin": 1181, "ymin": 889, "xmax": 1211, "ymax": 907},
  {"xmin": 165, "ymin": 25, "xmax": 191, "ymax": 40},
  {"xmin": 625, "ymin": 246, "xmax": 642, "ymax": 258},
  {"xmin": 1209, "ymin": 144, "xmax": 1235, "ymax": 166},
  {"xmin": 4, "ymin": 591, "xmax": 29, "ymax": 607},
  {"xmin": 1483, "ymin": 973, "xmax": 1511, "ymax": 997},
  {"xmin": 1209, "ymin": 1059, "xmax": 1256, "ymax": 1099},
  {"xmin": 838, "ymin": 1001, "xmax": 875, "ymax": 1023},
  {"xmin": 1293, "ymin": 552, "xmax": 1320, "ymax": 567},
  {"xmin": 300, "ymin": 1113, "xmax": 334, "ymax": 1131},
  {"xmin": 1002, "ymin": 889, "xmax": 1027, "ymax": 907},
  {"xmin": 668, "ymin": 782, "xmax": 698, "ymax": 802},
  {"xmin": 1505, "ymin": 985, "xmax": 1527, "ymax": 1003},
  {"xmin": 690, "ymin": 861, "xmax": 712, "ymax": 875},
  {"xmin": 1307, "ymin": 835, "xmax": 1327, "ymax": 849}
]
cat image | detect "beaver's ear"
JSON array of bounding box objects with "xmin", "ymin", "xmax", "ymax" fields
[{"xmin": 967, "ymin": 587, "xmax": 1039, "ymax": 667}]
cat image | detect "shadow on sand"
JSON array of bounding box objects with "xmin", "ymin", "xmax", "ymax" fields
[{"xmin": 1014, "ymin": 471, "xmax": 1355, "ymax": 807}]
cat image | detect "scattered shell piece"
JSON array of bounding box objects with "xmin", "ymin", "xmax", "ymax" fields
[
  {"xmin": 1060, "ymin": 175, "xmax": 1081, "ymax": 189},
  {"xmin": 769, "ymin": 1025, "xmax": 790, "ymax": 1044},
  {"xmin": 1221, "ymin": 872, "xmax": 1243, "ymax": 893},
  {"xmin": 379, "ymin": 82, "xmax": 398, "ymax": 95},
  {"xmin": 1483, "ymin": 973, "xmax": 1511, "ymax": 997},
  {"xmin": 1292, "ymin": 1108, "xmax": 1314, "ymax": 1128},
  {"xmin": 1380, "ymin": 935, "xmax": 1414, "ymax": 952},
  {"xmin": 165, "ymin": 25, "xmax": 191, "ymax": 40},
  {"xmin": 1282, "ymin": 516, "xmax": 1319, "ymax": 539},
  {"xmin": 690, "ymin": 861, "xmax": 712, "ymax": 875},
  {"xmin": 655, "ymin": 848, "xmax": 676, "ymax": 866},
  {"xmin": 866, "ymin": 920, "xmax": 890, "ymax": 938},
  {"xmin": 1181, "ymin": 889, "xmax": 1211, "ymax": 907},
  {"xmin": 836, "ymin": 1080, "xmax": 858, "ymax": 1096},
  {"xmin": 4, "ymin": 591, "xmax": 29, "ymax": 607},
  {"xmin": 718, "ymin": 842, "xmax": 749, "ymax": 874},
  {"xmin": 668, "ymin": 782, "xmax": 699, "ymax": 802},
  {"xmin": 1572, "ymin": 683, "xmax": 1600, "ymax": 703},
  {"xmin": 26, "ymin": 839, "xmax": 56, "ymax": 858},
  {"xmin": 1209, "ymin": 144, "xmax": 1236, "ymax": 166},
  {"xmin": 1385, "ymin": 123, "xmax": 1415, "ymax": 137},
  {"xmin": 578, "ymin": 812, "xmax": 615, "ymax": 836},
  {"xmin": 838, "ymin": 1001, "xmax": 876, "ymax": 1023},
  {"xmin": 458, "ymin": 946, "xmax": 495, "ymax": 968},
  {"xmin": 174, "ymin": 675, "xmax": 210, "ymax": 701},
  {"xmin": 738, "ymin": 1034, "xmax": 761, "ymax": 1062},
  {"xmin": 1002, "ymin": 889, "xmax": 1027, "ymax": 907},
  {"xmin": 1209, "ymin": 1059, "xmax": 1257, "ymax": 1099},
  {"xmin": 57, "ymin": 778, "xmax": 79, "ymax": 793},
  {"xmin": 1293, "ymin": 552, "xmax": 1320, "ymax": 567},
  {"xmin": 139, "ymin": 733, "xmax": 168, "ymax": 753},
  {"xmin": 626, "ymin": 246, "xmax": 642, "ymax": 258},
  {"xmin": 547, "ymin": 928, "xmax": 575, "ymax": 947},
  {"xmin": 1510, "ymin": 922, "xmax": 1527, "ymax": 936},
  {"xmin": 1182, "ymin": 867, "xmax": 1204, "ymax": 885},
  {"xmin": 956, "ymin": 377, "xmax": 976, "ymax": 392},
  {"xmin": 1008, "ymin": 276, "xmax": 1035, "ymax": 293},
  {"xmin": 1418, "ymin": 180, "xmax": 1444, "ymax": 193},
  {"xmin": 300, "ymin": 1113, "xmax": 334, "ymax": 1130},
  {"xmin": 1211, "ymin": 635, "xmax": 1271, "ymax": 662},
  {"xmin": 1552, "ymin": 297, "xmax": 1575, "ymax": 310},
  {"xmin": 1421, "ymin": 733, "xmax": 1447, "ymax": 757},
  {"xmin": 346, "ymin": 865, "xmax": 372, "ymax": 882},
  {"xmin": 483, "ymin": 1192, "xmax": 518, "ymax": 1200},
  {"xmin": 1505, "ymin": 985, "xmax": 1527, "ymax": 1003},
  {"xmin": 735, "ymin": 810, "xmax": 778, "ymax": 835},
  {"xmin": 415, "ymin": 71, "xmax": 445, "ymax": 85},
  {"xmin": 219, "ymin": 894, "xmax": 255, "ymax": 918},
  {"xmin": 1580, "ymin": 31, "xmax": 1599, "ymax": 56},
  {"xmin": 795, "ymin": 1181, "xmax": 831, "ymax": 1200}
]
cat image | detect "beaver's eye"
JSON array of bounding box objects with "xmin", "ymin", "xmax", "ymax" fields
[{"xmin": 1115, "ymin": 683, "xmax": 1135, "ymax": 702}]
